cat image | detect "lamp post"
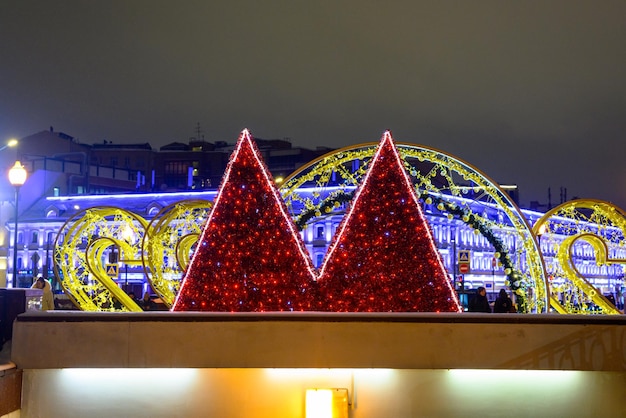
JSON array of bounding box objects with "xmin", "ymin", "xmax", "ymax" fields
[
  {"xmin": 8, "ymin": 161, "xmax": 27, "ymax": 287},
  {"xmin": 451, "ymin": 230, "xmax": 457, "ymax": 287},
  {"xmin": 536, "ymin": 224, "xmax": 546, "ymax": 255}
]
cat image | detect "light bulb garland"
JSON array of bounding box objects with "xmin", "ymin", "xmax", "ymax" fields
[
  {"xmin": 420, "ymin": 192, "xmax": 528, "ymax": 312},
  {"xmin": 294, "ymin": 190, "xmax": 354, "ymax": 227}
]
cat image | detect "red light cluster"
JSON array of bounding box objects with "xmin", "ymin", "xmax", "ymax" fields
[
  {"xmin": 316, "ymin": 132, "xmax": 461, "ymax": 312},
  {"xmin": 173, "ymin": 130, "xmax": 461, "ymax": 313},
  {"xmin": 172, "ymin": 130, "xmax": 317, "ymax": 312}
]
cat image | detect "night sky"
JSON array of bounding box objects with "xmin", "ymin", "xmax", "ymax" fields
[{"xmin": 1, "ymin": 1, "xmax": 625, "ymax": 209}]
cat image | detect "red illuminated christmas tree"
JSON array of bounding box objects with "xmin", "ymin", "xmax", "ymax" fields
[
  {"xmin": 172, "ymin": 129, "xmax": 318, "ymax": 312},
  {"xmin": 316, "ymin": 131, "xmax": 461, "ymax": 312}
]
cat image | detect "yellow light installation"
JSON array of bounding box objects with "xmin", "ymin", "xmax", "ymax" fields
[
  {"xmin": 142, "ymin": 200, "xmax": 212, "ymax": 307},
  {"xmin": 53, "ymin": 202, "xmax": 212, "ymax": 311},
  {"xmin": 281, "ymin": 142, "xmax": 547, "ymax": 313},
  {"xmin": 54, "ymin": 207, "xmax": 148, "ymax": 311},
  {"xmin": 557, "ymin": 234, "xmax": 622, "ymax": 314},
  {"xmin": 533, "ymin": 199, "xmax": 626, "ymax": 314}
]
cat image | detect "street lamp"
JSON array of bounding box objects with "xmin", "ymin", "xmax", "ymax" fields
[
  {"xmin": 8, "ymin": 161, "xmax": 27, "ymax": 287},
  {"xmin": 0, "ymin": 138, "xmax": 18, "ymax": 152}
]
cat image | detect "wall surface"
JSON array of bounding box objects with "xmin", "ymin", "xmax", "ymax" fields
[
  {"xmin": 10, "ymin": 312, "xmax": 626, "ymax": 417},
  {"xmin": 20, "ymin": 368, "xmax": 626, "ymax": 418},
  {"xmin": 12, "ymin": 312, "xmax": 626, "ymax": 371},
  {"xmin": 0, "ymin": 365, "xmax": 21, "ymax": 417}
]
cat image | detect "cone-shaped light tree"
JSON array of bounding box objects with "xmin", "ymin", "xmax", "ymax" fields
[
  {"xmin": 316, "ymin": 131, "xmax": 462, "ymax": 312},
  {"xmin": 172, "ymin": 129, "xmax": 317, "ymax": 312}
]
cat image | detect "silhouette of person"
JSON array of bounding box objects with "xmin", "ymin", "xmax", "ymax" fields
[
  {"xmin": 468, "ymin": 286, "xmax": 491, "ymax": 313},
  {"xmin": 141, "ymin": 292, "xmax": 154, "ymax": 311},
  {"xmin": 494, "ymin": 289, "xmax": 514, "ymax": 313}
]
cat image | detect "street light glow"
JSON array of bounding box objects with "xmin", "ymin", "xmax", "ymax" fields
[
  {"xmin": 8, "ymin": 161, "xmax": 27, "ymax": 186},
  {"xmin": 8, "ymin": 160, "xmax": 27, "ymax": 287},
  {"xmin": 0, "ymin": 138, "xmax": 18, "ymax": 152}
]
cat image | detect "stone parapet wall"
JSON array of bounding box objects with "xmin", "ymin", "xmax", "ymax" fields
[{"xmin": 11, "ymin": 312, "xmax": 626, "ymax": 371}]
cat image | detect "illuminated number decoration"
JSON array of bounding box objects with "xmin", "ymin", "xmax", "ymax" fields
[
  {"xmin": 533, "ymin": 200, "xmax": 626, "ymax": 314},
  {"xmin": 54, "ymin": 207, "xmax": 147, "ymax": 311}
]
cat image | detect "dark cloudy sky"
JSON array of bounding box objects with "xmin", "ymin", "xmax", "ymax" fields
[{"xmin": 1, "ymin": 1, "xmax": 625, "ymax": 209}]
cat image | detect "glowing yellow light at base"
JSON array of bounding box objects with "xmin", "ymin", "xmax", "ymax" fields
[
  {"xmin": 306, "ymin": 389, "xmax": 333, "ymax": 418},
  {"xmin": 305, "ymin": 388, "xmax": 348, "ymax": 418}
]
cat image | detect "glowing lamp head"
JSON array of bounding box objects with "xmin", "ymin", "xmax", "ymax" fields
[
  {"xmin": 306, "ymin": 389, "xmax": 333, "ymax": 418},
  {"xmin": 305, "ymin": 388, "xmax": 349, "ymax": 418},
  {"xmin": 8, "ymin": 161, "xmax": 27, "ymax": 186}
]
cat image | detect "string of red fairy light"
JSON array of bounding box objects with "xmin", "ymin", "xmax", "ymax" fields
[{"xmin": 173, "ymin": 130, "xmax": 461, "ymax": 313}]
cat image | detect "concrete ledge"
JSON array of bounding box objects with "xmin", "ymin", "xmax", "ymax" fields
[{"xmin": 11, "ymin": 311, "xmax": 626, "ymax": 371}]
